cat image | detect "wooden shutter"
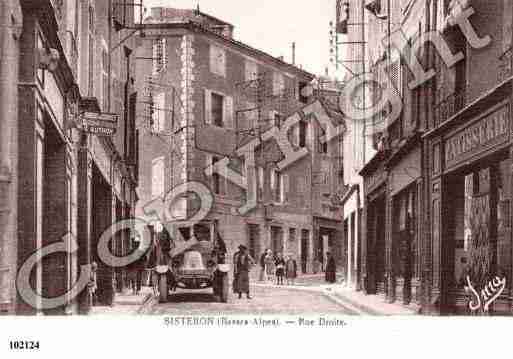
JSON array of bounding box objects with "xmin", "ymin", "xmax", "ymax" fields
[
  {"xmin": 224, "ymin": 95, "xmax": 234, "ymax": 129},
  {"xmin": 204, "ymin": 89, "xmax": 212, "ymax": 124},
  {"xmin": 152, "ymin": 39, "xmax": 158, "ymax": 75},
  {"xmin": 282, "ymin": 174, "xmax": 289, "ymax": 203},
  {"xmin": 162, "ymin": 38, "xmax": 167, "ymax": 67},
  {"xmin": 293, "ymin": 123, "xmax": 300, "ymax": 147}
]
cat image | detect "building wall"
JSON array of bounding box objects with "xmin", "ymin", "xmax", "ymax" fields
[{"xmin": 135, "ymin": 10, "xmax": 345, "ymax": 277}]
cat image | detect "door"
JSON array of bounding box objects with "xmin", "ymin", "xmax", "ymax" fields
[{"xmin": 301, "ymin": 230, "xmax": 309, "ymax": 273}]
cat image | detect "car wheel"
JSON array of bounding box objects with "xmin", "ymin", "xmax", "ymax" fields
[{"xmin": 159, "ymin": 273, "xmax": 168, "ymax": 303}]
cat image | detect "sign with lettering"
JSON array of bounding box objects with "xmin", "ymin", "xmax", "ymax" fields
[
  {"xmin": 445, "ymin": 106, "xmax": 509, "ymax": 167},
  {"xmin": 82, "ymin": 112, "xmax": 119, "ymax": 137}
]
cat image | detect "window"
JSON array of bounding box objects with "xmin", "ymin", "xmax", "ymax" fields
[
  {"xmin": 270, "ymin": 110, "xmax": 282, "ymax": 128},
  {"xmin": 299, "ymin": 120, "xmax": 307, "ymax": 148},
  {"xmin": 210, "ymin": 45, "xmax": 226, "ymax": 77},
  {"xmin": 273, "ymin": 72, "xmax": 285, "ymax": 96},
  {"xmin": 204, "ymin": 90, "xmax": 234, "ymax": 128},
  {"xmin": 245, "ymin": 60, "xmax": 258, "ymax": 81},
  {"xmin": 318, "ymin": 127, "xmax": 328, "ymax": 153},
  {"xmin": 298, "ymin": 81, "xmax": 309, "ymax": 103},
  {"xmin": 212, "ymin": 156, "xmax": 221, "ymax": 195},
  {"xmin": 151, "ymin": 157, "xmax": 165, "ymax": 198},
  {"xmin": 101, "ymin": 45, "xmax": 109, "ymax": 111},
  {"xmin": 258, "ymin": 167, "xmax": 264, "ymax": 199},
  {"xmin": 211, "ymin": 92, "xmax": 224, "ymax": 127},
  {"xmin": 37, "ymin": 32, "xmax": 45, "ymax": 86},
  {"xmin": 152, "ymin": 38, "xmax": 167, "ymax": 75},
  {"xmin": 152, "ymin": 92, "xmax": 166, "ymax": 133},
  {"xmin": 271, "ymin": 169, "xmax": 287, "ymax": 203},
  {"xmin": 248, "ymin": 224, "xmax": 260, "ymax": 259},
  {"xmin": 88, "ymin": 6, "xmax": 95, "ymax": 96},
  {"xmin": 289, "ymin": 228, "xmax": 296, "ymax": 242}
]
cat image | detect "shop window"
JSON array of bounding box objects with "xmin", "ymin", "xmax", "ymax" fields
[
  {"xmin": 450, "ymin": 164, "xmax": 511, "ymax": 292},
  {"xmin": 392, "ymin": 185, "xmax": 417, "ymax": 280}
]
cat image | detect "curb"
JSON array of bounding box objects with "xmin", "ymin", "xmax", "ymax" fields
[{"xmin": 331, "ymin": 291, "xmax": 419, "ymax": 316}]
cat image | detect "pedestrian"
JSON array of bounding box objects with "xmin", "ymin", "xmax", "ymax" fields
[
  {"xmin": 325, "ymin": 252, "xmax": 337, "ymax": 283},
  {"xmin": 275, "ymin": 252, "xmax": 285, "ymax": 285},
  {"xmin": 285, "ymin": 255, "xmax": 298, "ymax": 285},
  {"xmin": 258, "ymin": 249, "xmax": 268, "ymax": 282},
  {"xmin": 233, "ymin": 245, "xmax": 255, "ymax": 299},
  {"xmin": 264, "ymin": 250, "xmax": 275, "ymax": 283},
  {"xmin": 88, "ymin": 261, "xmax": 98, "ymax": 306}
]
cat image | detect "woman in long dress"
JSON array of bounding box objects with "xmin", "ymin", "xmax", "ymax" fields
[
  {"xmin": 264, "ymin": 251, "xmax": 275, "ymax": 283},
  {"xmin": 325, "ymin": 252, "xmax": 337, "ymax": 283}
]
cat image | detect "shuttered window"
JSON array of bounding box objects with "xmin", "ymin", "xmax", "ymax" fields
[
  {"xmin": 152, "ymin": 92, "xmax": 166, "ymax": 133},
  {"xmin": 151, "ymin": 157, "xmax": 165, "ymax": 198},
  {"xmin": 205, "ymin": 90, "xmax": 234, "ymax": 129},
  {"xmin": 210, "ymin": 45, "xmax": 226, "ymax": 77},
  {"xmin": 152, "ymin": 38, "xmax": 167, "ymax": 75}
]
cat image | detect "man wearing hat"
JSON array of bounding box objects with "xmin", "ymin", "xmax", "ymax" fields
[{"xmin": 233, "ymin": 244, "xmax": 255, "ymax": 299}]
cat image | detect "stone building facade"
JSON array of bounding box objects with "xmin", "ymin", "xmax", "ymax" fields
[
  {"xmin": 134, "ymin": 7, "xmax": 346, "ymax": 279},
  {"xmin": 0, "ymin": 0, "xmax": 139, "ymax": 315},
  {"xmin": 353, "ymin": 0, "xmax": 513, "ymax": 315}
]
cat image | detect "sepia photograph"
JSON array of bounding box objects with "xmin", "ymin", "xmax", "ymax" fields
[{"xmin": 0, "ymin": 0, "xmax": 512, "ymax": 357}]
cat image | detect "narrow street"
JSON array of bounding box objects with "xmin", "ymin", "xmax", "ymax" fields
[{"xmin": 147, "ymin": 285, "xmax": 358, "ymax": 315}]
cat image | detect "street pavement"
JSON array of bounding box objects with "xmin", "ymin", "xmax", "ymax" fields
[{"xmin": 146, "ymin": 284, "xmax": 359, "ymax": 315}]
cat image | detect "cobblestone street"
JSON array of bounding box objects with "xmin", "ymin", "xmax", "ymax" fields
[{"xmin": 147, "ymin": 285, "xmax": 358, "ymax": 315}]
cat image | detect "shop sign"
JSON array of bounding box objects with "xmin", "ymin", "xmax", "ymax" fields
[
  {"xmin": 365, "ymin": 166, "xmax": 387, "ymax": 194},
  {"xmin": 445, "ymin": 106, "xmax": 509, "ymax": 167},
  {"xmin": 82, "ymin": 112, "xmax": 119, "ymax": 137}
]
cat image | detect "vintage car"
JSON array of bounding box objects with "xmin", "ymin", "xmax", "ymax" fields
[{"xmin": 153, "ymin": 235, "xmax": 230, "ymax": 303}]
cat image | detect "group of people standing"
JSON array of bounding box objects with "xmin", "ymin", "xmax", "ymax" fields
[{"xmin": 259, "ymin": 249, "xmax": 298, "ymax": 285}]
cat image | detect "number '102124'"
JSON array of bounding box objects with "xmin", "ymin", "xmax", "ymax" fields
[{"xmin": 9, "ymin": 341, "xmax": 40, "ymax": 350}]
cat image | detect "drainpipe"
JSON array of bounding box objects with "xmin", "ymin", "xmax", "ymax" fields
[{"xmin": 0, "ymin": 0, "xmax": 22, "ymax": 313}]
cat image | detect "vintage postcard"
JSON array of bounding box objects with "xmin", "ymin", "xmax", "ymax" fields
[{"xmin": 0, "ymin": 0, "xmax": 512, "ymax": 356}]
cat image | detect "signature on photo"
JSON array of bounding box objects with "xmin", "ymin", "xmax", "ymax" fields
[{"xmin": 465, "ymin": 275, "xmax": 506, "ymax": 312}]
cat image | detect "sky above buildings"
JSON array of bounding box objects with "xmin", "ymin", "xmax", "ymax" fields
[{"xmin": 141, "ymin": 0, "xmax": 340, "ymax": 78}]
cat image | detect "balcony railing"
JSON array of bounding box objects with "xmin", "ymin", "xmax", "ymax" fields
[
  {"xmin": 433, "ymin": 90, "xmax": 466, "ymax": 128},
  {"xmin": 498, "ymin": 46, "xmax": 513, "ymax": 83}
]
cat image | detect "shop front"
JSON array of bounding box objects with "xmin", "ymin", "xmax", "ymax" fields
[
  {"xmin": 387, "ymin": 144, "xmax": 422, "ymax": 306},
  {"xmin": 427, "ymin": 90, "xmax": 513, "ymax": 315},
  {"xmin": 361, "ymin": 151, "xmax": 388, "ymax": 298}
]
